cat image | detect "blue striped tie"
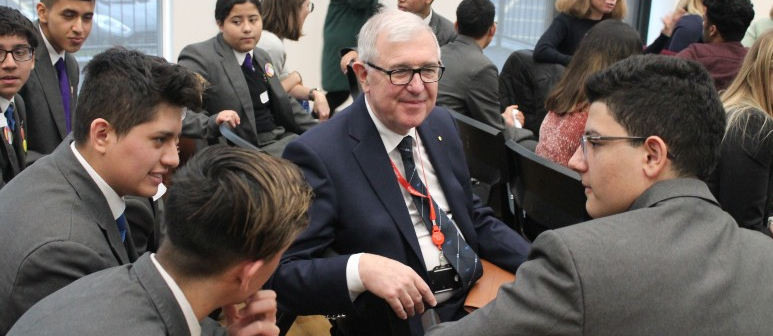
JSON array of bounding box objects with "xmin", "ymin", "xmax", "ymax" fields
[{"xmin": 397, "ymin": 136, "xmax": 482, "ymax": 289}]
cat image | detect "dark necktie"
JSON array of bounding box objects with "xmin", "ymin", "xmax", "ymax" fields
[
  {"xmin": 242, "ymin": 53, "xmax": 255, "ymax": 72},
  {"xmin": 4, "ymin": 103, "xmax": 15, "ymax": 144},
  {"xmin": 396, "ymin": 136, "xmax": 482, "ymax": 290},
  {"xmin": 116, "ymin": 213, "xmax": 128, "ymax": 242},
  {"xmin": 55, "ymin": 58, "xmax": 72, "ymax": 133}
]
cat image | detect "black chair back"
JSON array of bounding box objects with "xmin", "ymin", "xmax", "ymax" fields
[
  {"xmin": 498, "ymin": 50, "xmax": 564, "ymax": 138},
  {"xmin": 450, "ymin": 110, "xmax": 514, "ymax": 227},
  {"xmin": 346, "ymin": 61, "xmax": 361, "ymax": 100},
  {"xmin": 506, "ymin": 140, "xmax": 589, "ymax": 240}
]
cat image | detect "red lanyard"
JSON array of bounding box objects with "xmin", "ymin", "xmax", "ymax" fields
[{"xmin": 390, "ymin": 156, "xmax": 445, "ymax": 250}]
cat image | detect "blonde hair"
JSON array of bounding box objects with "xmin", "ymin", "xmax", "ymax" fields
[
  {"xmin": 675, "ymin": 0, "xmax": 704, "ymax": 16},
  {"xmin": 555, "ymin": 0, "xmax": 627, "ymax": 19},
  {"xmin": 721, "ymin": 29, "xmax": 773, "ymax": 140}
]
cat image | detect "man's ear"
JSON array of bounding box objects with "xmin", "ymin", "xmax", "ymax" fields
[
  {"xmin": 454, "ymin": 21, "xmax": 459, "ymax": 33},
  {"xmin": 36, "ymin": 2, "xmax": 48, "ymax": 23},
  {"xmin": 642, "ymin": 136, "xmax": 670, "ymax": 179},
  {"xmin": 89, "ymin": 118, "xmax": 113, "ymax": 155},
  {"xmin": 489, "ymin": 22, "xmax": 497, "ymax": 38},
  {"xmin": 237, "ymin": 259, "xmax": 265, "ymax": 293},
  {"xmin": 352, "ymin": 61, "xmax": 370, "ymax": 92}
]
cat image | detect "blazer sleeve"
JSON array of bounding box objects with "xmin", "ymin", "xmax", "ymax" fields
[
  {"xmin": 666, "ymin": 16, "xmax": 703, "ymax": 53},
  {"xmin": 533, "ymin": 16, "xmax": 572, "ymax": 66},
  {"xmin": 10, "ymin": 241, "xmax": 112, "ymax": 326},
  {"xmin": 269, "ymin": 138, "xmax": 356, "ymax": 316},
  {"xmin": 425, "ymin": 231, "xmax": 584, "ymax": 336},
  {"xmin": 466, "ymin": 63, "xmax": 506, "ymax": 130}
]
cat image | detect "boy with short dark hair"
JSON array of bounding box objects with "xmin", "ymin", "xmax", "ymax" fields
[
  {"xmin": 8, "ymin": 145, "xmax": 313, "ymax": 335},
  {"xmin": 0, "ymin": 47, "xmax": 204, "ymax": 333},
  {"xmin": 0, "ymin": 6, "xmax": 37, "ymax": 189}
]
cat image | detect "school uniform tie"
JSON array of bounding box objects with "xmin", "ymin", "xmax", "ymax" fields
[
  {"xmin": 3, "ymin": 103, "xmax": 15, "ymax": 144},
  {"xmin": 242, "ymin": 53, "xmax": 255, "ymax": 72},
  {"xmin": 396, "ymin": 136, "xmax": 482, "ymax": 289},
  {"xmin": 55, "ymin": 58, "xmax": 72, "ymax": 133},
  {"xmin": 116, "ymin": 213, "xmax": 128, "ymax": 242}
]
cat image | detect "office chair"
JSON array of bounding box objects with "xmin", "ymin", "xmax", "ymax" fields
[
  {"xmin": 449, "ymin": 110, "xmax": 515, "ymax": 227},
  {"xmin": 506, "ymin": 140, "xmax": 589, "ymax": 241}
]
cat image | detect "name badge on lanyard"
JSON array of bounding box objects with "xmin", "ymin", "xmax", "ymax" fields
[{"xmin": 260, "ymin": 91, "xmax": 270, "ymax": 104}]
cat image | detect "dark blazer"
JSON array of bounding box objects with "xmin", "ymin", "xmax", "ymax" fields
[
  {"xmin": 0, "ymin": 140, "xmax": 138, "ymax": 334},
  {"xmin": 0, "ymin": 94, "xmax": 27, "ymax": 189},
  {"xmin": 429, "ymin": 10, "xmax": 456, "ymax": 47},
  {"xmin": 19, "ymin": 25, "xmax": 79, "ymax": 165},
  {"xmin": 427, "ymin": 179, "xmax": 773, "ymax": 336},
  {"xmin": 7, "ymin": 254, "xmax": 226, "ymax": 336},
  {"xmin": 272, "ymin": 96, "xmax": 530, "ymax": 335},
  {"xmin": 177, "ymin": 33, "xmax": 316, "ymax": 147}
]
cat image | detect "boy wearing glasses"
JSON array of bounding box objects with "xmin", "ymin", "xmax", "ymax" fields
[
  {"xmin": 0, "ymin": 7, "xmax": 37, "ymax": 189},
  {"xmin": 426, "ymin": 56, "xmax": 773, "ymax": 335},
  {"xmin": 270, "ymin": 9, "xmax": 530, "ymax": 336}
]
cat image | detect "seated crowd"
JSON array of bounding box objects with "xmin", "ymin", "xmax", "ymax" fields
[{"xmin": 1, "ymin": 0, "xmax": 773, "ymax": 335}]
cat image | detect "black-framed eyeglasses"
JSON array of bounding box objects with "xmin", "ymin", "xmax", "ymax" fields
[
  {"xmin": 365, "ymin": 62, "xmax": 445, "ymax": 85},
  {"xmin": 0, "ymin": 47, "xmax": 34, "ymax": 63},
  {"xmin": 580, "ymin": 134, "xmax": 676, "ymax": 160}
]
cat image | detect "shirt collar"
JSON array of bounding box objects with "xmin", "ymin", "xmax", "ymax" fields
[
  {"xmin": 39, "ymin": 24, "xmax": 65, "ymax": 66},
  {"xmin": 69, "ymin": 142, "xmax": 126, "ymax": 219},
  {"xmin": 150, "ymin": 254, "xmax": 201, "ymax": 336},
  {"xmin": 0, "ymin": 96, "xmax": 12, "ymax": 129},
  {"xmin": 365, "ymin": 95, "xmax": 416, "ymax": 153},
  {"xmin": 233, "ymin": 49, "xmax": 252, "ymax": 68},
  {"xmin": 423, "ymin": 10, "xmax": 433, "ymax": 24}
]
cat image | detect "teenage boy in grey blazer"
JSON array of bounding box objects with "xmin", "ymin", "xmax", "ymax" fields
[{"xmin": 427, "ymin": 56, "xmax": 773, "ymax": 336}]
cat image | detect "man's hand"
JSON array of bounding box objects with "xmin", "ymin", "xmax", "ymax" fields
[
  {"xmin": 311, "ymin": 91, "xmax": 331, "ymax": 121},
  {"xmin": 215, "ymin": 110, "xmax": 241, "ymax": 128},
  {"xmin": 359, "ymin": 254, "xmax": 436, "ymax": 320},
  {"xmin": 340, "ymin": 50, "xmax": 359, "ymax": 74},
  {"xmin": 502, "ymin": 105, "xmax": 524, "ymax": 128},
  {"xmin": 224, "ymin": 290, "xmax": 280, "ymax": 336}
]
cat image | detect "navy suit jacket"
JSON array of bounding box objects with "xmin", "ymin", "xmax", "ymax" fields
[{"xmin": 272, "ymin": 96, "xmax": 529, "ymax": 335}]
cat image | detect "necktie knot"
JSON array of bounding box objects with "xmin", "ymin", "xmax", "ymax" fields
[
  {"xmin": 116, "ymin": 213, "xmax": 128, "ymax": 242},
  {"xmin": 5, "ymin": 103, "xmax": 15, "ymax": 132},
  {"xmin": 55, "ymin": 57, "xmax": 66, "ymax": 72},
  {"xmin": 242, "ymin": 53, "xmax": 254, "ymax": 72},
  {"xmin": 397, "ymin": 136, "xmax": 414, "ymax": 161}
]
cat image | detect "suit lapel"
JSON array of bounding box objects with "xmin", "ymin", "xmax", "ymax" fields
[
  {"xmin": 133, "ymin": 255, "xmax": 191, "ymax": 335},
  {"xmin": 54, "ymin": 142, "xmax": 133, "ymax": 264},
  {"xmin": 417, "ymin": 111, "xmax": 477, "ymax": 244},
  {"xmin": 33, "ymin": 26, "xmax": 69, "ymax": 138},
  {"xmin": 349, "ymin": 98, "xmax": 424, "ymax": 261},
  {"xmin": 215, "ymin": 34, "xmax": 258, "ymax": 134}
]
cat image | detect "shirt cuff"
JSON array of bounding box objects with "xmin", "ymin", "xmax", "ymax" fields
[{"xmin": 346, "ymin": 253, "xmax": 366, "ymax": 301}]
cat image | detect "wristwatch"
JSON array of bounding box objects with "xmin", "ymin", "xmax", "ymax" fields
[{"xmin": 308, "ymin": 88, "xmax": 318, "ymax": 101}]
